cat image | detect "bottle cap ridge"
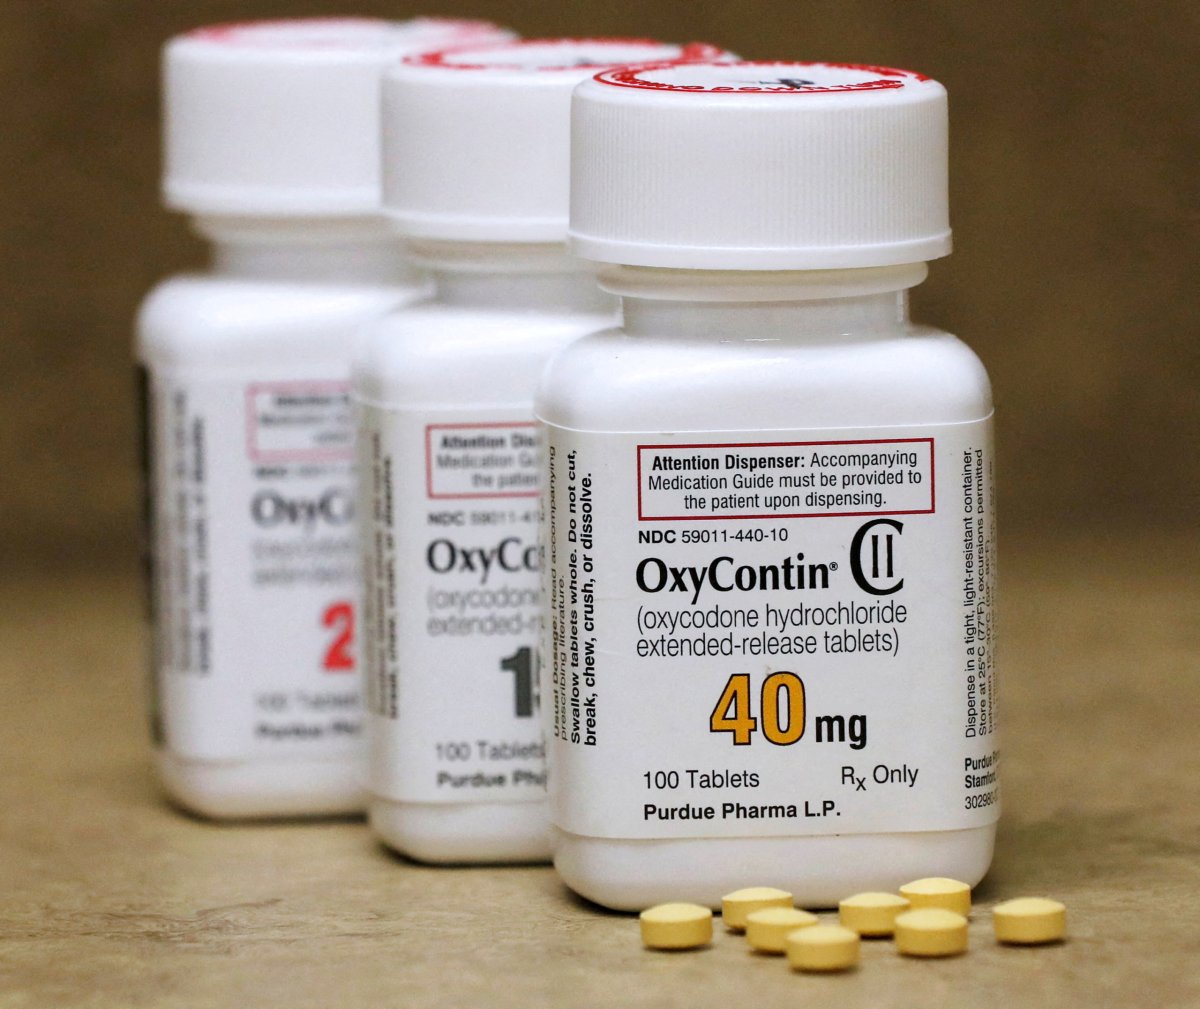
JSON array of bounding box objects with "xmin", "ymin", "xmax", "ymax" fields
[
  {"xmin": 570, "ymin": 60, "xmax": 951, "ymax": 270},
  {"xmin": 163, "ymin": 17, "xmax": 516, "ymax": 216},
  {"xmin": 381, "ymin": 39, "xmax": 735, "ymax": 243}
]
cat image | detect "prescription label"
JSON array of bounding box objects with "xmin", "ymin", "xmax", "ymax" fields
[
  {"xmin": 146, "ymin": 372, "xmax": 362, "ymax": 760},
  {"xmin": 544, "ymin": 419, "xmax": 998, "ymax": 839},
  {"xmin": 360, "ymin": 408, "xmax": 546, "ymax": 803}
]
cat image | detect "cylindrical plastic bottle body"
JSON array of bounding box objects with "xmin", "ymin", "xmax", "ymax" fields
[
  {"xmin": 138, "ymin": 217, "xmax": 426, "ymax": 819},
  {"xmin": 536, "ymin": 266, "xmax": 997, "ymax": 909},
  {"xmin": 354, "ymin": 244, "xmax": 616, "ymax": 862}
]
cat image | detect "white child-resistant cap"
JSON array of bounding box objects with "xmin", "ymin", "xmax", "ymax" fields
[
  {"xmin": 570, "ymin": 61, "xmax": 951, "ymax": 270},
  {"xmin": 163, "ymin": 17, "xmax": 515, "ymax": 216},
  {"xmin": 381, "ymin": 39, "xmax": 731, "ymax": 242}
]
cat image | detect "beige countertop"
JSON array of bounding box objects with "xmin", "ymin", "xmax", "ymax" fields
[{"xmin": 1, "ymin": 532, "xmax": 1197, "ymax": 1008}]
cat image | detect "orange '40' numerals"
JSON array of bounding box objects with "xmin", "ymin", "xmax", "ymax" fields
[{"xmin": 709, "ymin": 672, "xmax": 806, "ymax": 746}]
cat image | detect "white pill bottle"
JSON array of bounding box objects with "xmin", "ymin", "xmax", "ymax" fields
[
  {"xmin": 137, "ymin": 18, "xmax": 512, "ymax": 819},
  {"xmin": 356, "ymin": 39, "xmax": 726, "ymax": 862},
  {"xmin": 539, "ymin": 61, "xmax": 998, "ymax": 908}
]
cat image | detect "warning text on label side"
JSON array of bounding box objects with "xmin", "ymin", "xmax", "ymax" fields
[
  {"xmin": 637, "ymin": 439, "xmax": 935, "ymax": 520},
  {"xmin": 426, "ymin": 423, "xmax": 540, "ymax": 500}
]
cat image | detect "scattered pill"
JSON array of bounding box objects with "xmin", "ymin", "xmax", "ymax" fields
[
  {"xmin": 786, "ymin": 924, "xmax": 861, "ymax": 972},
  {"xmin": 993, "ymin": 898, "xmax": 1067, "ymax": 945},
  {"xmin": 838, "ymin": 892, "xmax": 911, "ymax": 936},
  {"xmin": 894, "ymin": 908, "xmax": 969, "ymax": 957},
  {"xmin": 639, "ymin": 903, "xmax": 714, "ymax": 950},
  {"xmin": 745, "ymin": 908, "xmax": 819, "ymax": 953},
  {"xmin": 899, "ymin": 877, "xmax": 972, "ymax": 916},
  {"xmin": 721, "ymin": 887, "xmax": 794, "ymax": 931}
]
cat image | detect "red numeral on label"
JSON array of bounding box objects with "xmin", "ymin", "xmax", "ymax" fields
[{"xmin": 321, "ymin": 602, "xmax": 355, "ymax": 672}]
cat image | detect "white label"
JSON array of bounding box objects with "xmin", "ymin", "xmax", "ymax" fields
[
  {"xmin": 543, "ymin": 421, "xmax": 998, "ymax": 839},
  {"xmin": 147, "ymin": 373, "xmax": 363, "ymax": 759},
  {"xmin": 361, "ymin": 408, "xmax": 546, "ymax": 803}
]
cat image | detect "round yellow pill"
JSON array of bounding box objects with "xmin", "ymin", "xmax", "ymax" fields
[
  {"xmin": 899, "ymin": 877, "xmax": 972, "ymax": 916},
  {"xmin": 786, "ymin": 924, "xmax": 860, "ymax": 972},
  {"xmin": 745, "ymin": 907, "xmax": 819, "ymax": 953},
  {"xmin": 894, "ymin": 908, "xmax": 969, "ymax": 957},
  {"xmin": 838, "ymin": 892, "xmax": 911, "ymax": 936},
  {"xmin": 639, "ymin": 903, "xmax": 713, "ymax": 950},
  {"xmin": 721, "ymin": 887, "xmax": 793, "ymax": 931},
  {"xmin": 993, "ymin": 897, "xmax": 1067, "ymax": 945}
]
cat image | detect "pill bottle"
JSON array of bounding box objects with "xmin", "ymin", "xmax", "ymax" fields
[
  {"xmin": 538, "ymin": 61, "xmax": 998, "ymax": 908},
  {"xmin": 137, "ymin": 17, "xmax": 514, "ymax": 820},
  {"xmin": 356, "ymin": 39, "xmax": 729, "ymax": 862}
]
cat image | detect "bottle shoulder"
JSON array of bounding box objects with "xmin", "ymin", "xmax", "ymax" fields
[
  {"xmin": 536, "ymin": 326, "xmax": 993, "ymax": 432},
  {"xmin": 353, "ymin": 304, "xmax": 617, "ymax": 408},
  {"xmin": 137, "ymin": 273, "xmax": 423, "ymax": 368}
]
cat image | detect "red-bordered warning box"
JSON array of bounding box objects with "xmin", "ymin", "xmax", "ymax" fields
[
  {"xmin": 244, "ymin": 382, "xmax": 354, "ymax": 463},
  {"xmin": 425, "ymin": 422, "xmax": 540, "ymax": 500},
  {"xmin": 637, "ymin": 438, "xmax": 935, "ymax": 521}
]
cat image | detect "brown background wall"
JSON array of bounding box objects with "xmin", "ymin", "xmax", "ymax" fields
[{"xmin": 2, "ymin": 1, "xmax": 1195, "ymax": 570}]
